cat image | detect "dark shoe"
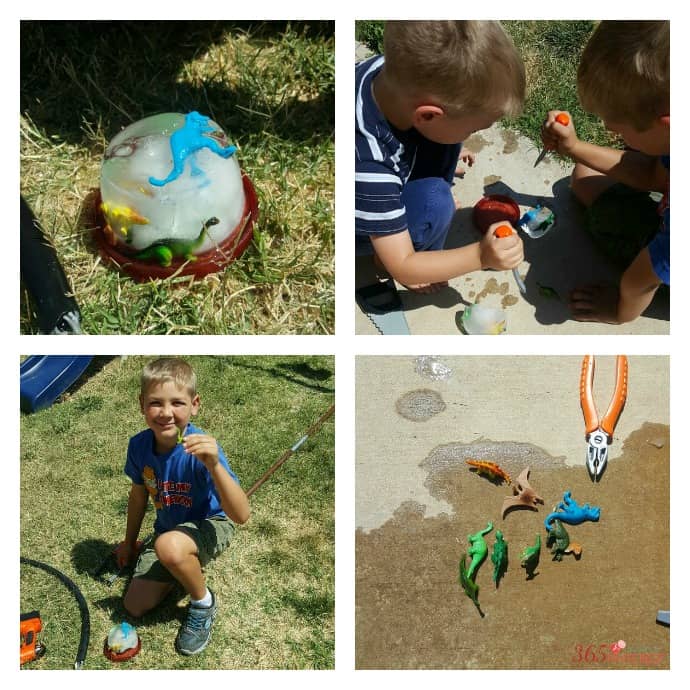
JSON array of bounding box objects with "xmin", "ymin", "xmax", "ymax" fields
[{"xmin": 175, "ymin": 590, "xmax": 217, "ymax": 655}]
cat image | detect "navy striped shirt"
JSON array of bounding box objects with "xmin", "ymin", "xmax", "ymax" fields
[{"xmin": 355, "ymin": 56, "xmax": 461, "ymax": 239}]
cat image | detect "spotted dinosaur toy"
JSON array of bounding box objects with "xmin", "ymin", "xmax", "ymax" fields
[
  {"xmin": 466, "ymin": 459, "xmax": 511, "ymax": 485},
  {"xmin": 135, "ymin": 217, "xmax": 219, "ymax": 267},
  {"xmin": 520, "ymin": 534, "xmax": 541, "ymax": 579},
  {"xmin": 491, "ymin": 530, "xmax": 508, "ymax": 585},
  {"xmin": 544, "ymin": 491, "xmax": 601, "ymax": 532},
  {"xmin": 547, "ymin": 519, "xmax": 582, "ymax": 561},
  {"xmin": 149, "ymin": 111, "xmax": 237, "ymax": 187}
]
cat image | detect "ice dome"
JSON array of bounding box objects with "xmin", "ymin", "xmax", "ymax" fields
[{"xmin": 99, "ymin": 112, "xmax": 247, "ymax": 267}]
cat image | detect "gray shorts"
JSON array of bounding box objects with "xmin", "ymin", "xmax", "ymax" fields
[{"xmin": 133, "ymin": 517, "xmax": 235, "ymax": 583}]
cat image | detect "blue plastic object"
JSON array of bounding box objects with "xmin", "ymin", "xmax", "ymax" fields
[{"xmin": 20, "ymin": 356, "xmax": 93, "ymax": 413}]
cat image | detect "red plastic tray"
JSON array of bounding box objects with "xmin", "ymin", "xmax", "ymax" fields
[
  {"xmin": 472, "ymin": 194, "xmax": 520, "ymax": 234},
  {"xmin": 94, "ymin": 173, "xmax": 259, "ymax": 282}
]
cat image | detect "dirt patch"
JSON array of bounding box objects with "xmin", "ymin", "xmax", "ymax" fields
[
  {"xmin": 355, "ymin": 422, "xmax": 670, "ymax": 669},
  {"xmin": 502, "ymin": 295, "xmax": 519, "ymax": 308},
  {"xmin": 483, "ymin": 174, "xmax": 502, "ymax": 186}
]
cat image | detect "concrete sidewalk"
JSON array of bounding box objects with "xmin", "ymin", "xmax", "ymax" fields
[
  {"xmin": 355, "ymin": 355, "xmax": 670, "ymax": 669},
  {"xmin": 355, "ymin": 49, "xmax": 669, "ymax": 335},
  {"xmin": 356, "ymin": 356, "xmax": 669, "ymax": 532}
]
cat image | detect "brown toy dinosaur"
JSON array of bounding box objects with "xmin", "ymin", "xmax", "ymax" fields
[{"xmin": 501, "ymin": 466, "xmax": 544, "ymax": 519}]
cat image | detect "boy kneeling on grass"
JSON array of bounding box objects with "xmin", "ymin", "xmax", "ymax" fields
[
  {"xmin": 116, "ymin": 357, "xmax": 250, "ymax": 656},
  {"xmin": 540, "ymin": 20, "xmax": 669, "ymax": 324}
]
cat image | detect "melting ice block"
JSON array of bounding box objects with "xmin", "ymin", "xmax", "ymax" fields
[{"xmin": 100, "ymin": 112, "xmax": 246, "ymax": 262}]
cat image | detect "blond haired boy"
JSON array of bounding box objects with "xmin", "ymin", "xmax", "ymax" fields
[
  {"xmin": 541, "ymin": 20, "xmax": 669, "ymax": 323},
  {"xmin": 355, "ymin": 21, "xmax": 526, "ymax": 293},
  {"xmin": 117, "ymin": 357, "xmax": 250, "ymax": 655}
]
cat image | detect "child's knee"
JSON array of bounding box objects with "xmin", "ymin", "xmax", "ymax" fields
[
  {"xmin": 570, "ymin": 163, "xmax": 615, "ymax": 208},
  {"xmin": 154, "ymin": 532, "xmax": 190, "ymax": 569},
  {"xmin": 123, "ymin": 588, "xmax": 152, "ymax": 618}
]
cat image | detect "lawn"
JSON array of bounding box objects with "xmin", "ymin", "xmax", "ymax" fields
[
  {"xmin": 20, "ymin": 355, "xmax": 335, "ymax": 669},
  {"xmin": 20, "ymin": 21, "xmax": 334, "ymax": 334},
  {"xmin": 355, "ymin": 20, "xmax": 619, "ymax": 150}
]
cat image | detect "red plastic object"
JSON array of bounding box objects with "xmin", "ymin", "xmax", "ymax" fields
[
  {"xmin": 103, "ymin": 636, "xmax": 141, "ymax": 662},
  {"xmin": 473, "ymin": 194, "xmax": 520, "ymax": 234},
  {"xmin": 94, "ymin": 173, "xmax": 259, "ymax": 282},
  {"xmin": 494, "ymin": 225, "xmax": 513, "ymax": 238},
  {"xmin": 556, "ymin": 113, "xmax": 570, "ymax": 126}
]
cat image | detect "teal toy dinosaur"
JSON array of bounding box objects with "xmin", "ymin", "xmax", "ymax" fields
[
  {"xmin": 135, "ymin": 217, "xmax": 219, "ymax": 267},
  {"xmin": 466, "ymin": 522, "xmax": 493, "ymax": 580},
  {"xmin": 544, "ymin": 491, "xmax": 601, "ymax": 531},
  {"xmin": 149, "ymin": 111, "xmax": 237, "ymax": 187},
  {"xmin": 520, "ymin": 535, "xmax": 541, "ymax": 579},
  {"xmin": 491, "ymin": 530, "xmax": 508, "ymax": 586},
  {"xmin": 547, "ymin": 519, "xmax": 582, "ymax": 561}
]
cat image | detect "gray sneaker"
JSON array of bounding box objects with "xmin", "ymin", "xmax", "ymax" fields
[{"xmin": 175, "ymin": 590, "xmax": 217, "ymax": 655}]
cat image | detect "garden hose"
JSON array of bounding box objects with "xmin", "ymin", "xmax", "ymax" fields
[{"xmin": 20, "ymin": 557, "xmax": 91, "ymax": 669}]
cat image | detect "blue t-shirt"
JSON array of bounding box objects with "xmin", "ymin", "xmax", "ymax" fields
[
  {"xmin": 647, "ymin": 155, "xmax": 669, "ymax": 285},
  {"xmin": 124, "ymin": 422, "xmax": 239, "ymax": 533},
  {"xmin": 355, "ymin": 56, "xmax": 461, "ymax": 240}
]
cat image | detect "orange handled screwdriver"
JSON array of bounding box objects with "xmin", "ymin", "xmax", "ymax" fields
[
  {"xmin": 534, "ymin": 112, "xmax": 570, "ymax": 167},
  {"xmin": 495, "ymin": 225, "xmax": 526, "ymax": 294}
]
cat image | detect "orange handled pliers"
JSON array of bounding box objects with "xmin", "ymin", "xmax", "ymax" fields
[{"xmin": 580, "ymin": 355, "xmax": 628, "ymax": 479}]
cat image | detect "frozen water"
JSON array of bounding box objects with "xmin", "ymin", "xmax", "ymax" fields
[{"xmin": 100, "ymin": 113, "xmax": 246, "ymax": 254}]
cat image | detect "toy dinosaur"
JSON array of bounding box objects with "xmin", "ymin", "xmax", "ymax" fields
[
  {"xmin": 520, "ymin": 535, "xmax": 541, "ymax": 579},
  {"xmin": 544, "ymin": 491, "xmax": 601, "ymax": 531},
  {"xmin": 149, "ymin": 111, "xmax": 237, "ymax": 187},
  {"xmin": 100, "ymin": 202, "xmax": 149, "ymax": 244},
  {"xmin": 501, "ymin": 467, "xmax": 544, "ymax": 519},
  {"xmin": 491, "ymin": 530, "xmax": 508, "ymax": 586},
  {"xmin": 458, "ymin": 552, "xmax": 482, "ymax": 615},
  {"xmin": 466, "ymin": 522, "xmax": 493, "ymax": 580},
  {"xmin": 134, "ymin": 217, "xmax": 219, "ymax": 267},
  {"xmin": 466, "ymin": 459, "xmax": 511, "ymax": 485},
  {"xmin": 547, "ymin": 519, "xmax": 582, "ymax": 561}
]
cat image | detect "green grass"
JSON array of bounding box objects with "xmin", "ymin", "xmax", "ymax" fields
[
  {"xmin": 356, "ymin": 20, "xmax": 620, "ymax": 150},
  {"xmin": 20, "ymin": 356, "xmax": 334, "ymax": 669},
  {"xmin": 20, "ymin": 21, "xmax": 334, "ymax": 334}
]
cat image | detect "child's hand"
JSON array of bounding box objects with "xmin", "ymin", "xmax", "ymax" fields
[
  {"xmin": 183, "ymin": 433, "xmax": 220, "ymax": 470},
  {"xmin": 479, "ymin": 222, "xmax": 524, "ymax": 270},
  {"xmin": 455, "ymin": 148, "xmax": 476, "ymax": 177},
  {"xmin": 540, "ymin": 110, "xmax": 576, "ymax": 156},
  {"xmin": 115, "ymin": 541, "xmax": 136, "ymax": 569}
]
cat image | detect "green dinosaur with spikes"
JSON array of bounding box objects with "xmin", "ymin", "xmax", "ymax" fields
[
  {"xmin": 520, "ymin": 534, "xmax": 541, "ymax": 579},
  {"xmin": 491, "ymin": 530, "xmax": 508, "ymax": 586}
]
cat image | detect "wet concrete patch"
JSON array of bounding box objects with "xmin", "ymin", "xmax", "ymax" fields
[
  {"xmin": 500, "ymin": 129, "xmax": 519, "ymax": 154},
  {"xmin": 465, "ymin": 132, "xmax": 492, "ymax": 153},
  {"xmin": 356, "ymin": 423, "xmax": 669, "ymax": 669},
  {"xmin": 396, "ymin": 389, "xmax": 446, "ymax": 422},
  {"xmin": 483, "ymin": 174, "xmax": 502, "ymax": 187},
  {"xmin": 475, "ymin": 277, "xmax": 510, "ymax": 302}
]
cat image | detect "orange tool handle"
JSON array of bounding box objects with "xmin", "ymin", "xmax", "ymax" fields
[
  {"xmin": 600, "ymin": 355, "xmax": 628, "ymax": 435},
  {"xmin": 580, "ymin": 355, "xmax": 598, "ymax": 434},
  {"xmin": 494, "ymin": 225, "xmax": 513, "ymax": 238},
  {"xmin": 555, "ymin": 113, "xmax": 570, "ymax": 126}
]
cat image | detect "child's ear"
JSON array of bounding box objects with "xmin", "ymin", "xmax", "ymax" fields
[
  {"xmin": 139, "ymin": 394, "xmax": 145, "ymax": 414},
  {"xmin": 413, "ymin": 104, "xmax": 445, "ymax": 127},
  {"xmin": 191, "ymin": 394, "xmax": 201, "ymax": 415}
]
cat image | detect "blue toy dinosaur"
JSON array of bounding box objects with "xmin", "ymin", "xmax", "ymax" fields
[
  {"xmin": 544, "ymin": 491, "xmax": 601, "ymax": 531},
  {"xmin": 149, "ymin": 111, "xmax": 237, "ymax": 187}
]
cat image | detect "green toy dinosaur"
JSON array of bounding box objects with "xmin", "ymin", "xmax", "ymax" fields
[
  {"xmin": 491, "ymin": 530, "xmax": 508, "ymax": 586},
  {"xmin": 520, "ymin": 534, "xmax": 541, "ymax": 579},
  {"xmin": 466, "ymin": 522, "xmax": 493, "ymax": 581},
  {"xmin": 458, "ymin": 553, "xmax": 482, "ymax": 615},
  {"xmin": 135, "ymin": 216, "xmax": 219, "ymax": 267},
  {"xmin": 547, "ymin": 519, "xmax": 582, "ymax": 561}
]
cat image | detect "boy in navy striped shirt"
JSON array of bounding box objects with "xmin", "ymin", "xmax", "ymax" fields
[{"xmin": 356, "ymin": 21, "xmax": 525, "ymax": 293}]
